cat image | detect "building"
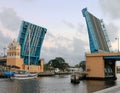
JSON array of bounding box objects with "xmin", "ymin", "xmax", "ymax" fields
[
  {"xmin": 86, "ymin": 53, "xmax": 120, "ymax": 79},
  {"xmin": 7, "ymin": 40, "xmax": 24, "ymax": 69},
  {"xmin": 6, "ymin": 40, "xmax": 44, "ymax": 73},
  {"xmin": 18, "ymin": 21, "xmax": 47, "ymax": 65}
]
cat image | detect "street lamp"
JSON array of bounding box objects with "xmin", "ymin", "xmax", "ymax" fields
[
  {"xmin": 3, "ymin": 47, "xmax": 6, "ymax": 57},
  {"xmin": 115, "ymin": 37, "xmax": 119, "ymax": 52}
]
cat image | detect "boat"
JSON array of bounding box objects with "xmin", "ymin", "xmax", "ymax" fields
[
  {"xmin": 4, "ymin": 71, "xmax": 14, "ymax": 78},
  {"xmin": 10, "ymin": 28, "xmax": 38, "ymax": 80},
  {"xmin": 10, "ymin": 70, "xmax": 38, "ymax": 80},
  {"xmin": 71, "ymin": 74, "xmax": 80, "ymax": 84}
]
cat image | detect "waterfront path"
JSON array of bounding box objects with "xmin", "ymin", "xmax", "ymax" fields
[{"xmin": 94, "ymin": 85, "xmax": 120, "ymax": 93}]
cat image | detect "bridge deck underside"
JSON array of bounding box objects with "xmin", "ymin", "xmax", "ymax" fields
[{"xmin": 104, "ymin": 56, "xmax": 120, "ymax": 60}]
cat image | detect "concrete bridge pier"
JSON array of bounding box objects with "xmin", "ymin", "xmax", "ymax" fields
[{"xmin": 85, "ymin": 53, "xmax": 120, "ymax": 80}]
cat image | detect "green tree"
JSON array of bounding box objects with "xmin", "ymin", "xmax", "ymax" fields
[
  {"xmin": 48, "ymin": 57, "xmax": 69, "ymax": 71},
  {"xmin": 80, "ymin": 61, "xmax": 86, "ymax": 71},
  {"xmin": 74, "ymin": 61, "xmax": 86, "ymax": 71},
  {"xmin": 74, "ymin": 64, "xmax": 80, "ymax": 68}
]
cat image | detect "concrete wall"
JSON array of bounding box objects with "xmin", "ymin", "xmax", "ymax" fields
[
  {"xmin": 7, "ymin": 58, "xmax": 24, "ymax": 69},
  {"xmin": 86, "ymin": 56, "xmax": 105, "ymax": 78},
  {"xmin": 7, "ymin": 58, "xmax": 44, "ymax": 73},
  {"xmin": 86, "ymin": 53, "xmax": 119, "ymax": 79},
  {"xmin": 23, "ymin": 60, "xmax": 44, "ymax": 73},
  {"xmin": 23, "ymin": 65, "xmax": 43, "ymax": 73}
]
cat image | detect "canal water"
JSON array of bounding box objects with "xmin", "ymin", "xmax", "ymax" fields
[{"xmin": 0, "ymin": 74, "xmax": 120, "ymax": 93}]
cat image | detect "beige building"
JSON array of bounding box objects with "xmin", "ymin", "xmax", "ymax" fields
[
  {"xmin": 85, "ymin": 53, "xmax": 120, "ymax": 79},
  {"xmin": 6, "ymin": 40, "xmax": 44, "ymax": 73},
  {"xmin": 7, "ymin": 40, "xmax": 24, "ymax": 69}
]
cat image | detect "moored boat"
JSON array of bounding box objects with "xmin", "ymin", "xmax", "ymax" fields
[
  {"xmin": 4, "ymin": 72, "xmax": 14, "ymax": 78},
  {"xmin": 71, "ymin": 74, "xmax": 80, "ymax": 84},
  {"xmin": 10, "ymin": 70, "xmax": 38, "ymax": 80},
  {"xmin": 11, "ymin": 28, "xmax": 38, "ymax": 80}
]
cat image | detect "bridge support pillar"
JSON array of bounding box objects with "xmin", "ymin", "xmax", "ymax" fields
[{"xmin": 86, "ymin": 53, "xmax": 118, "ymax": 80}]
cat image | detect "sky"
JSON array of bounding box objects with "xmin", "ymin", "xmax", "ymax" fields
[{"xmin": 0, "ymin": 0, "xmax": 120, "ymax": 66}]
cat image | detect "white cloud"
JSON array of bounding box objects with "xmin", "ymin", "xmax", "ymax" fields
[
  {"xmin": 0, "ymin": 8, "xmax": 21, "ymax": 55},
  {"xmin": 41, "ymin": 23, "xmax": 89, "ymax": 65},
  {"xmin": 106, "ymin": 23, "xmax": 119, "ymax": 41},
  {"xmin": 99, "ymin": 0, "xmax": 120, "ymax": 19},
  {"xmin": 99, "ymin": 0, "xmax": 120, "ymax": 51},
  {"xmin": 0, "ymin": 8, "xmax": 21, "ymax": 31},
  {"xmin": 62, "ymin": 20, "xmax": 75, "ymax": 29}
]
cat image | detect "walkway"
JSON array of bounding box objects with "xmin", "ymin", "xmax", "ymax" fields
[{"xmin": 94, "ymin": 85, "xmax": 120, "ymax": 93}]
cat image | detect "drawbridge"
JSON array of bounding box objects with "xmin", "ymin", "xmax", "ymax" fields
[
  {"xmin": 82, "ymin": 8, "xmax": 111, "ymax": 53},
  {"xmin": 82, "ymin": 8, "xmax": 120, "ymax": 79}
]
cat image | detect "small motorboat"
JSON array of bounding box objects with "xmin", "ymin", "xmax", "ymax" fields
[{"xmin": 71, "ymin": 74, "xmax": 80, "ymax": 84}]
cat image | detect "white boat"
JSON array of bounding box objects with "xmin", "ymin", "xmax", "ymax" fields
[
  {"xmin": 10, "ymin": 28, "xmax": 38, "ymax": 80},
  {"xmin": 11, "ymin": 70, "xmax": 38, "ymax": 80}
]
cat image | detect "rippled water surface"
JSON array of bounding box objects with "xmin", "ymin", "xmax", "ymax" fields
[{"xmin": 0, "ymin": 75, "xmax": 120, "ymax": 93}]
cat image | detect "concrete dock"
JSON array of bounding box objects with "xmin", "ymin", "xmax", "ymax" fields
[{"xmin": 94, "ymin": 85, "xmax": 120, "ymax": 93}]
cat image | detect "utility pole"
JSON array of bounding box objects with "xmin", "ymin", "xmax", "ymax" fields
[
  {"xmin": 3, "ymin": 47, "xmax": 6, "ymax": 57},
  {"xmin": 115, "ymin": 38, "xmax": 119, "ymax": 52}
]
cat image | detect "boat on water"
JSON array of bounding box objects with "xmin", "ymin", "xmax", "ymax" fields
[
  {"xmin": 10, "ymin": 70, "xmax": 38, "ymax": 80},
  {"xmin": 71, "ymin": 74, "xmax": 80, "ymax": 84},
  {"xmin": 10, "ymin": 28, "xmax": 38, "ymax": 80},
  {"xmin": 4, "ymin": 72, "xmax": 14, "ymax": 78}
]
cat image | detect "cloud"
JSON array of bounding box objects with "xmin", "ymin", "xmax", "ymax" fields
[
  {"xmin": 0, "ymin": 8, "xmax": 21, "ymax": 31},
  {"xmin": 99, "ymin": 0, "xmax": 120, "ymax": 19},
  {"xmin": 106, "ymin": 23, "xmax": 119, "ymax": 41},
  {"xmin": 41, "ymin": 28, "xmax": 88, "ymax": 65},
  {"xmin": 62, "ymin": 20, "xmax": 75, "ymax": 29},
  {"xmin": 105, "ymin": 23, "xmax": 120, "ymax": 51},
  {"xmin": 0, "ymin": 7, "xmax": 88, "ymax": 66},
  {"xmin": 0, "ymin": 30, "xmax": 12, "ymax": 56},
  {"xmin": 0, "ymin": 30, "xmax": 12, "ymax": 46},
  {"xmin": 99, "ymin": 0, "xmax": 120, "ymax": 51},
  {"xmin": 0, "ymin": 8, "xmax": 22, "ymax": 55}
]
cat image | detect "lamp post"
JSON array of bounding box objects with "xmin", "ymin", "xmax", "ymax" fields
[
  {"xmin": 3, "ymin": 47, "xmax": 6, "ymax": 57},
  {"xmin": 115, "ymin": 37, "xmax": 119, "ymax": 52}
]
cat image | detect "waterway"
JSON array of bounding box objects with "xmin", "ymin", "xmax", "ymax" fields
[{"xmin": 0, "ymin": 74, "xmax": 120, "ymax": 93}]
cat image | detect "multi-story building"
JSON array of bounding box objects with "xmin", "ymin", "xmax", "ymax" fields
[
  {"xmin": 6, "ymin": 40, "xmax": 44, "ymax": 72},
  {"xmin": 7, "ymin": 40, "xmax": 24, "ymax": 69}
]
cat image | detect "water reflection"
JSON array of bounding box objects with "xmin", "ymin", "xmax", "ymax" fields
[
  {"xmin": 0, "ymin": 79, "xmax": 40, "ymax": 93},
  {"xmin": 0, "ymin": 75, "xmax": 119, "ymax": 93},
  {"xmin": 14, "ymin": 79, "xmax": 40, "ymax": 93}
]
